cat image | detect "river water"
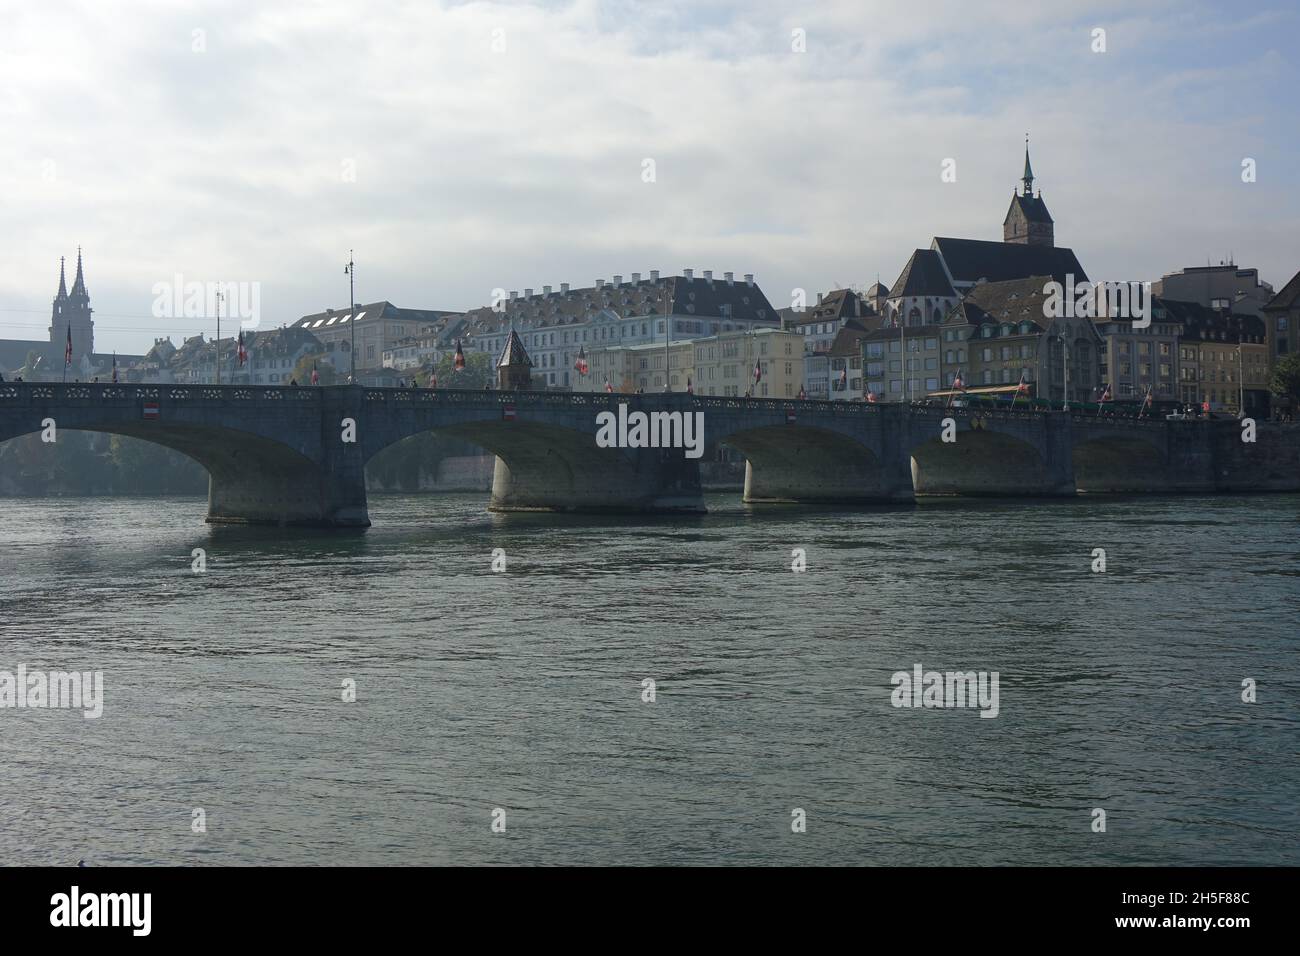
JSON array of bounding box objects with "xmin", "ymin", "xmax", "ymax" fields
[{"xmin": 0, "ymin": 492, "xmax": 1297, "ymax": 866}]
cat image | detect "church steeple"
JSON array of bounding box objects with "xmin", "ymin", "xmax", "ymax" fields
[
  {"xmin": 1004, "ymin": 139, "xmax": 1054, "ymax": 247},
  {"xmin": 50, "ymin": 247, "xmax": 94, "ymax": 358},
  {"xmin": 1021, "ymin": 135, "xmax": 1034, "ymax": 197},
  {"xmin": 70, "ymin": 246, "xmax": 88, "ymax": 299}
]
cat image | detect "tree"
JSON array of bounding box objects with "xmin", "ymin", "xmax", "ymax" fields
[
  {"xmin": 291, "ymin": 353, "xmax": 340, "ymax": 385},
  {"xmin": 1268, "ymin": 352, "xmax": 1300, "ymax": 409},
  {"xmin": 425, "ymin": 349, "xmax": 493, "ymax": 389}
]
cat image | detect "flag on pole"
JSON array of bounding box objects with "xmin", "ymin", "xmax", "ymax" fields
[
  {"xmin": 866, "ymin": 388, "xmax": 876, "ymax": 403},
  {"xmin": 1096, "ymin": 383, "xmax": 1111, "ymax": 418},
  {"xmin": 605, "ymin": 376, "xmax": 613, "ymax": 393},
  {"xmin": 798, "ymin": 385, "xmax": 807, "ymax": 401},
  {"xmin": 111, "ymin": 352, "xmax": 118, "ymax": 384},
  {"xmin": 838, "ymin": 367, "xmax": 847, "ymax": 390},
  {"xmin": 237, "ymin": 330, "xmax": 247, "ymax": 366},
  {"xmin": 686, "ymin": 376, "xmax": 693, "ymax": 395},
  {"xmin": 454, "ymin": 340, "xmax": 465, "ymax": 371},
  {"xmin": 754, "ymin": 358, "xmax": 762, "ymax": 384},
  {"xmin": 64, "ymin": 324, "xmax": 73, "ymax": 366},
  {"xmin": 947, "ymin": 369, "xmax": 964, "ymax": 409},
  {"xmin": 429, "ymin": 372, "xmax": 437, "ymax": 389},
  {"xmin": 1011, "ymin": 369, "xmax": 1028, "ymax": 407},
  {"xmin": 1140, "ymin": 385, "xmax": 1153, "ymax": 418},
  {"xmin": 311, "ymin": 362, "xmax": 319, "ymax": 385},
  {"xmin": 574, "ymin": 345, "xmax": 588, "ymax": 376}
]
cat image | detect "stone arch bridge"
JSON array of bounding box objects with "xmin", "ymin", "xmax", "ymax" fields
[{"xmin": 0, "ymin": 382, "xmax": 1295, "ymax": 527}]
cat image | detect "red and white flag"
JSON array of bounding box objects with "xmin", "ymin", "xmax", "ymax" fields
[
  {"xmin": 686, "ymin": 376, "xmax": 693, "ymax": 395},
  {"xmin": 952, "ymin": 370, "xmax": 964, "ymax": 390},
  {"xmin": 429, "ymin": 372, "xmax": 437, "ymax": 389},
  {"xmin": 754, "ymin": 359, "xmax": 762, "ymax": 384},
  {"xmin": 605, "ymin": 376, "xmax": 613, "ymax": 393},
  {"xmin": 454, "ymin": 340, "xmax": 465, "ymax": 371},
  {"xmin": 64, "ymin": 324, "xmax": 72, "ymax": 366},
  {"xmin": 866, "ymin": 389, "xmax": 876, "ymax": 403},
  {"xmin": 311, "ymin": 363, "xmax": 319, "ymax": 385},
  {"xmin": 798, "ymin": 385, "xmax": 807, "ymax": 400},
  {"xmin": 838, "ymin": 367, "xmax": 847, "ymax": 389},
  {"xmin": 574, "ymin": 345, "xmax": 588, "ymax": 376},
  {"xmin": 237, "ymin": 330, "xmax": 247, "ymax": 366},
  {"xmin": 1099, "ymin": 383, "xmax": 1112, "ymax": 403}
]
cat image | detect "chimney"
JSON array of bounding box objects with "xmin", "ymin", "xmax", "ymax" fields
[
  {"xmin": 744, "ymin": 274, "xmax": 754, "ymax": 286},
  {"xmin": 725, "ymin": 271, "xmax": 734, "ymax": 285},
  {"xmin": 650, "ymin": 270, "xmax": 659, "ymax": 282},
  {"xmin": 632, "ymin": 272, "xmax": 641, "ymax": 283},
  {"xmin": 684, "ymin": 268, "xmax": 693, "ymax": 280},
  {"xmin": 525, "ymin": 288, "xmax": 533, "ymax": 298},
  {"xmin": 613, "ymin": 275, "xmax": 623, "ymax": 287},
  {"xmin": 543, "ymin": 285, "xmax": 552, "ymax": 295},
  {"xmin": 561, "ymin": 282, "xmax": 569, "ymax": 293},
  {"xmin": 510, "ymin": 291, "xmax": 518, "ymax": 300},
  {"xmin": 704, "ymin": 270, "xmax": 713, "ymax": 283},
  {"xmin": 596, "ymin": 279, "xmax": 605, "ymax": 289}
]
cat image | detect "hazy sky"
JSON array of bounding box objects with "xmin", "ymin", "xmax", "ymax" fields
[{"xmin": 2, "ymin": 0, "xmax": 1297, "ymax": 355}]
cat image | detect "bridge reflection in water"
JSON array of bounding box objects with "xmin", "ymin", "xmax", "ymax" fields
[{"xmin": 1, "ymin": 383, "xmax": 1296, "ymax": 527}]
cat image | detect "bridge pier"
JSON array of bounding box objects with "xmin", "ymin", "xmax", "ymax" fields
[{"xmin": 488, "ymin": 447, "xmax": 705, "ymax": 513}]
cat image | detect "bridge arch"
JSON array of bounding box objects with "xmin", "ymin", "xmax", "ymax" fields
[
  {"xmin": 716, "ymin": 423, "xmax": 896, "ymax": 503},
  {"xmin": 367, "ymin": 418, "xmax": 702, "ymax": 513},
  {"xmin": 0, "ymin": 383, "xmax": 368, "ymax": 526}
]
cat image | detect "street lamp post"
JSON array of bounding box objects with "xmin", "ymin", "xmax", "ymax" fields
[
  {"xmin": 1053, "ymin": 328, "xmax": 1069, "ymax": 410},
  {"xmin": 215, "ymin": 289, "xmax": 223, "ymax": 386},
  {"xmin": 1236, "ymin": 343, "xmax": 1245, "ymax": 417},
  {"xmin": 345, "ymin": 251, "xmax": 356, "ymax": 385}
]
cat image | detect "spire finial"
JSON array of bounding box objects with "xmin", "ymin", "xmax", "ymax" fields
[
  {"xmin": 71, "ymin": 246, "xmax": 87, "ymax": 298},
  {"xmin": 57, "ymin": 256, "xmax": 68, "ymax": 298},
  {"xmin": 1022, "ymin": 135, "xmax": 1035, "ymax": 197}
]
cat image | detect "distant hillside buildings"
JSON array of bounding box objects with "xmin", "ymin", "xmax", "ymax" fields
[{"xmin": 5, "ymin": 144, "xmax": 1295, "ymax": 416}]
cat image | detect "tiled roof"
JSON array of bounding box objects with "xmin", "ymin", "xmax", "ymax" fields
[
  {"xmin": 1004, "ymin": 192, "xmax": 1054, "ymax": 225},
  {"xmin": 889, "ymin": 249, "xmax": 956, "ymax": 298},
  {"xmin": 463, "ymin": 274, "xmax": 777, "ymax": 335},
  {"xmin": 931, "ymin": 237, "xmax": 1087, "ymax": 285},
  {"xmin": 954, "ymin": 275, "xmax": 1054, "ymax": 331},
  {"xmin": 1263, "ymin": 268, "xmax": 1300, "ymax": 311},
  {"xmin": 780, "ymin": 289, "xmax": 866, "ymax": 327},
  {"xmin": 496, "ymin": 329, "xmax": 532, "ymax": 368}
]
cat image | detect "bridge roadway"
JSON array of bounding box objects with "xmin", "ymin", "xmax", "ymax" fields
[{"xmin": 1, "ymin": 382, "xmax": 1296, "ymax": 527}]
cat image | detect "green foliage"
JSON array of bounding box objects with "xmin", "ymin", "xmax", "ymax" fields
[
  {"xmin": 1269, "ymin": 352, "xmax": 1300, "ymax": 405},
  {"xmin": 291, "ymin": 353, "xmax": 340, "ymax": 385},
  {"xmin": 426, "ymin": 349, "xmax": 493, "ymax": 390}
]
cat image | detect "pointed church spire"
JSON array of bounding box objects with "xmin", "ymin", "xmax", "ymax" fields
[
  {"xmin": 71, "ymin": 246, "xmax": 87, "ymax": 297},
  {"xmin": 56, "ymin": 256, "xmax": 68, "ymax": 299},
  {"xmin": 1022, "ymin": 134, "xmax": 1034, "ymax": 197}
]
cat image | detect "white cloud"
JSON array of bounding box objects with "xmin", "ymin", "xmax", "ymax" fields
[{"xmin": 0, "ymin": 0, "xmax": 1296, "ymax": 353}]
